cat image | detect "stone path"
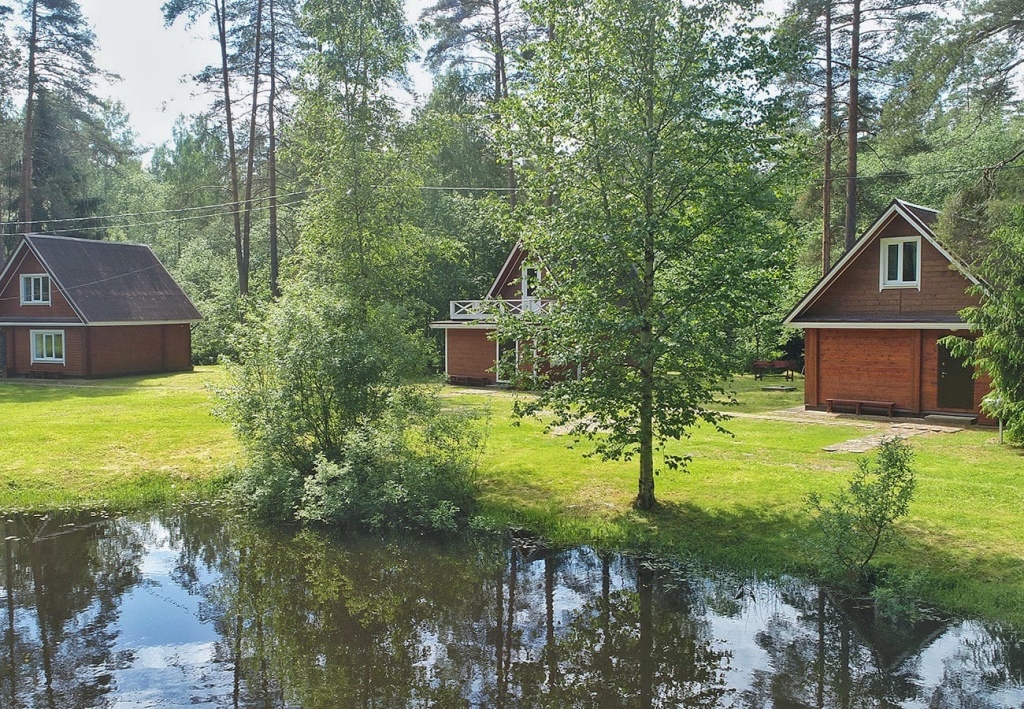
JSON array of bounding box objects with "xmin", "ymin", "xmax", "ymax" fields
[
  {"xmin": 725, "ymin": 406, "xmax": 967, "ymax": 452},
  {"xmin": 821, "ymin": 423, "xmax": 963, "ymax": 453}
]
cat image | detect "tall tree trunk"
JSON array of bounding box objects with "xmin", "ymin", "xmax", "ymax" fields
[
  {"xmin": 636, "ymin": 19, "xmax": 657, "ymax": 511},
  {"xmin": 491, "ymin": 0, "xmax": 517, "ymax": 209},
  {"xmin": 268, "ymin": 0, "xmax": 280, "ymax": 297},
  {"xmin": 822, "ymin": 0, "xmax": 834, "ymax": 275},
  {"xmin": 19, "ymin": 0, "xmax": 39, "ymax": 235},
  {"xmin": 844, "ymin": 0, "xmax": 861, "ymax": 251},
  {"xmin": 215, "ymin": 0, "xmax": 247, "ymax": 296},
  {"xmin": 241, "ymin": 0, "xmax": 265, "ymax": 293}
]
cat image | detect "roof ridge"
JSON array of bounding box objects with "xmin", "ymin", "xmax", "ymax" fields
[
  {"xmin": 893, "ymin": 198, "xmax": 938, "ymax": 214},
  {"xmin": 26, "ymin": 234, "xmax": 149, "ymax": 249}
]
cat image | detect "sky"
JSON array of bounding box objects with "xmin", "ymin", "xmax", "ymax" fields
[
  {"xmin": 79, "ymin": 0, "xmax": 222, "ymax": 150},
  {"xmin": 79, "ymin": 0, "xmax": 432, "ymax": 154}
]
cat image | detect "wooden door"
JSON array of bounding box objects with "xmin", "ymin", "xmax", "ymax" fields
[{"xmin": 937, "ymin": 343, "xmax": 973, "ymax": 409}]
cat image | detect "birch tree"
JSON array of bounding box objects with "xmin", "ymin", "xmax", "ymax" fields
[{"xmin": 502, "ymin": 0, "xmax": 801, "ymax": 509}]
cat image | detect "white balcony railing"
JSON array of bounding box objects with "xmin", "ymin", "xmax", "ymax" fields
[{"xmin": 449, "ymin": 298, "xmax": 553, "ymax": 320}]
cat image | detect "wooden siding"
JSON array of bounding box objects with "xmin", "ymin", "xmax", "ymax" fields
[
  {"xmin": 446, "ymin": 328, "xmax": 497, "ymax": 381},
  {"xmin": 814, "ymin": 329, "xmax": 916, "ymax": 410},
  {"xmin": 0, "ymin": 249, "xmax": 81, "ymax": 321},
  {"xmin": 494, "ymin": 247, "xmax": 528, "ymax": 300},
  {"xmin": 802, "ymin": 215, "xmax": 977, "ymax": 320},
  {"xmin": 1, "ymin": 324, "xmax": 192, "ymax": 378},
  {"xmin": 806, "ymin": 328, "xmax": 992, "ymax": 416}
]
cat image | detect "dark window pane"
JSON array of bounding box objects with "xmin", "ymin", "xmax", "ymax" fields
[
  {"xmin": 887, "ymin": 244, "xmax": 900, "ymax": 281},
  {"xmin": 902, "ymin": 241, "xmax": 917, "ymax": 282}
]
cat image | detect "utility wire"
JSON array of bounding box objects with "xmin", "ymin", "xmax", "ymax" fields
[{"xmin": 3, "ymin": 161, "xmax": 1023, "ymax": 234}]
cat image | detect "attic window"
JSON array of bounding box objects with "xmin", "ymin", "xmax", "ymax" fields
[
  {"xmin": 21, "ymin": 274, "xmax": 50, "ymax": 305},
  {"xmin": 880, "ymin": 236, "xmax": 920, "ymax": 289},
  {"xmin": 523, "ymin": 265, "xmax": 541, "ymax": 299}
]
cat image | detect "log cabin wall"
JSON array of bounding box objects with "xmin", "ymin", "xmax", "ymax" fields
[
  {"xmin": 445, "ymin": 328, "xmax": 498, "ymax": 382},
  {"xmin": 0, "ymin": 250, "xmax": 81, "ymax": 321},
  {"xmin": 802, "ymin": 219, "xmax": 978, "ymax": 321}
]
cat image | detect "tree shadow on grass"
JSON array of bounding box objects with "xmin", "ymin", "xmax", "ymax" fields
[{"xmin": 0, "ymin": 370, "xmax": 210, "ymax": 403}]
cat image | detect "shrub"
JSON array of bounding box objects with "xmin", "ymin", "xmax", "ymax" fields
[
  {"xmin": 297, "ymin": 397, "xmax": 481, "ymax": 534},
  {"xmin": 218, "ymin": 285, "xmax": 482, "ymax": 533},
  {"xmin": 805, "ymin": 437, "xmax": 917, "ymax": 585}
]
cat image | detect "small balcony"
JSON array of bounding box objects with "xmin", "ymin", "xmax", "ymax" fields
[{"xmin": 449, "ymin": 298, "xmax": 553, "ymax": 320}]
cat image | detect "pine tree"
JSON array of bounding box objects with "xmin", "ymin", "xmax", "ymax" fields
[{"xmin": 16, "ymin": 0, "xmax": 104, "ymax": 235}]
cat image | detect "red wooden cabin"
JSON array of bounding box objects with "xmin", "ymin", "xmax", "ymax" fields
[
  {"xmin": 0, "ymin": 235, "xmax": 202, "ymax": 378},
  {"xmin": 784, "ymin": 199, "xmax": 991, "ymax": 421},
  {"xmin": 429, "ymin": 243, "xmax": 550, "ymax": 385}
]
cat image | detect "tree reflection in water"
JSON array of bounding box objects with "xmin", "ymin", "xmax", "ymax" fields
[{"xmin": 0, "ymin": 507, "xmax": 1021, "ymax": 707}]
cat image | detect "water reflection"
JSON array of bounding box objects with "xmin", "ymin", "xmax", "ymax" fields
[{"xmin": 0, "ymin": 507, "xmax": 1021, "ymax": 708}]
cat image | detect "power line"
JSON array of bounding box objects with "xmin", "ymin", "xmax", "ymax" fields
[
  {"xmin": 3, "ymin": 187, "xmax": 325, "ymax": 230},
  {"xmin": 3, "ymin": 160, "xmax": 1023, "ymax": 234}
]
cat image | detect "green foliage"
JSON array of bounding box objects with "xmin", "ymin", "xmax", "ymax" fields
[
  {"xmin": 942, "ymin": 206, "xmax": 1024, "ymax": 442},
  {"xmin": 218, "ymin": 284, "xmax": 481, "ymax": 533},
  {"xmin": 217, "ymin": 285, "xmax": 429, "ymax": 469},
  {"xmin": 500, "ymin": 0, "xmax": 802, "ymax": 508},
  {"xmin": 805, "ymin": 437, "xmax": 917, "ymax": 585},
  {"xmin": 298, "ymin": 403, "xmax": 480, "ymax": 533}
]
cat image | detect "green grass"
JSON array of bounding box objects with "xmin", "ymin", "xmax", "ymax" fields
[
  {"xmin": 0, "ymin": 366, "xmax": 239, "ymax": 510},
  {"xmin": 2, "ymin": 367, "xmax": 1022, "ymax": 624},
  {"xmin": 447, "ymin": 374, "xmax": 1024, "ymax": 624}
]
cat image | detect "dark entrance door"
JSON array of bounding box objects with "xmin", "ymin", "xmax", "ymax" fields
[
  {"xmin": 0, "ymin": 330, "xmax": 6, "ymax": 377},
  {"xmin": 937, "ymin": 343, "xmax": 973, "ymax": 409}
]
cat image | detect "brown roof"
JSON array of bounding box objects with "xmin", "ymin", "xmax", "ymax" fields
[{"xmin": 18, "ymin": 235, "xmax": 202, "ymax": 324}]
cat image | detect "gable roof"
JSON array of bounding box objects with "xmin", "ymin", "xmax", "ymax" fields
[
  {"xmin": 0, "ymin": 235, "xmax": 202, "ymax": 324},
  {"xmin": 783, "ymin": 199, "xmax": 980, "ymax": 328}
]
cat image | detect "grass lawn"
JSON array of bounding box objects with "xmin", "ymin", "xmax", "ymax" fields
[
  {"xmin": 0, "ymin": 366, "xmax": 238, "ymax": 510},
  {"xmin": 447, "ymin": 374, "xmax": 1024, "ymax": 623},
  {"xmin": 1, "ymin": 367, "xmax": 1021, "ymax": 623}
]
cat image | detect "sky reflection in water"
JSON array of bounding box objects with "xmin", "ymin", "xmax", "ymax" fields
[{"xmin": 0, "ymin": 507, "xmax": 1021, "ymax": 708}]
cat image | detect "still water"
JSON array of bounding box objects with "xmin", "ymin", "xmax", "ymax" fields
[{"xmin": 0, "ymin": 506, "xmax": 1021, "ymax": 708}]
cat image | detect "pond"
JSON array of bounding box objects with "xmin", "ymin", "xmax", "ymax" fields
[{"xmin": 0, "ymin": 506, "xmax": 1021, "ymax": 708}]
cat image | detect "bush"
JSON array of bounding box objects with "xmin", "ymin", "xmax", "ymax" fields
[
  {"xmin": 805, "ymin": 437, "xmax": 916, "ymax": 585},
  {"xmin": 218, "ymin": 285, "xmax": 482, "ymax": 534},
  {"xmin": 297, "ymin": 391, "xmax": 480, "ymax": 533}
]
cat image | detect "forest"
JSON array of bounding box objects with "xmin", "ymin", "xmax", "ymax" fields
[{"xmin": 2, "ymin": 0, "xmax": 1023, "ymax": 515}]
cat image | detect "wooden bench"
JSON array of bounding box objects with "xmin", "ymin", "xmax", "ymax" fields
[
  {"xmin": 447, "ymin": 375, "xmax": 491, "ymax": 387},
  {"xmin": 826, "ymin": 398, "xmax": 896, "ymax": 417},
  {"xmin": 752, "ymin": 359, "xmax": 796, "ymax": 381}
]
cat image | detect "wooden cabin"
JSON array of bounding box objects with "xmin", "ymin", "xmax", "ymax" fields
[
  {"xmin": 784, "ymin": 199, "xmax": 991, "ymax": 421},
  {"xmin": 429, "ymin": 243, "xmax": 549, "ymax": 385},
  {"xmin": 0, "ymin": 234, "xmax": 202, "ymax": 378}
]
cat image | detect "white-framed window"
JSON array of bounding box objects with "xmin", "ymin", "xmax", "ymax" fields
[
  {"xmin": 522, "ymin": 264, "xmax": 541, "ymax": 299},
  {"xmin": 31, "ymin": 330, "xmax": 65, "ymax": 364},
  {"xmin": 21, "ymin": 274, "xmax": 51, "ymax": 305},
  {"xmin": 879, "ymin": 236, "xmax": 920, "ymax": 289}
]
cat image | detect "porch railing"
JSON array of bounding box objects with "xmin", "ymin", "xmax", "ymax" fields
[{"xmin": 449, "ymin": 298, "xmax": 553, "ymax": 320}]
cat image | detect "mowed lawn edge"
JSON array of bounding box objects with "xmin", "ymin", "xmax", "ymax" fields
[
  {"xmin": 0, "ymin": 366, "xmax": 240, "ymax": 510},
  {"xmin": 1, "ymin": 369, "xmax": 1021, "ymax": 623},
  {"xmin": 446, "ymin": 377, "xmax": 1024, "ymax": 625}
]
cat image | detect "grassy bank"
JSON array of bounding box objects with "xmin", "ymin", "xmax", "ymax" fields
[
  {"xmin": 448, "ymin": 377, "xmax": 1024, "ymax": 624},
  {"xmin": 0, "ymin": 366, "xmax": 238, "ymax": 510},
  {"xmin": 2, "ymin": 368, "xmax": 1021, "ymax": 623}
]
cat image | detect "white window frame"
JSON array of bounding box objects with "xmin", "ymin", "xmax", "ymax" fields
[
  {"xmin": 20, "ymin": 274, "xmax": 51, "ymax": 305},
  {"xmin": 879, "ymin": 236, "xmax": 921, "ymax": 290},
  {"xmin": 522, "ymin": 264, "xmax": 541, "ymax": 299},
  {"xmin": 31, "ymin": 330, "xmax": 65, "ymax": 364}
]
